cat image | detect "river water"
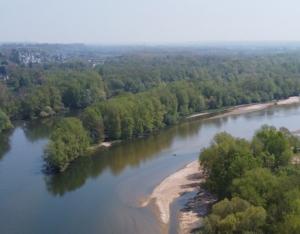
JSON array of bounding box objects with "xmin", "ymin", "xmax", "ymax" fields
[{"xmin": 1, "ymin": 104, "xmax": 300, "ymax": 234}]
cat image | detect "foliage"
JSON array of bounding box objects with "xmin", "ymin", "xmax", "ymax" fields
[
  {"xmin": 44, "ymin": 118, "xmax": 89, "ymax": 172},
  {"xmin": 252, "ymin": 125, "xmax": 293, "ymax": 170},
  {"xmin": 0, "ymin": 109, "xmax": 12, "ymax": 132},
  {"xmin": 200, "ymin": 132, "xmax": 260, "ymax": 198},
  {"xmin": 201, "ymin": 197, "xmax": 266, "ymax": 234},
  {"xmin": 80, "ymin": 106, "xmax": 104, "ymax": 144},
  {"xmin": 231, "ymin": 168, "xmax": 279, "ymax": 207},
  {"xmin": 200, "ymin": 126, "xmax": 300, "ymax": 233}
]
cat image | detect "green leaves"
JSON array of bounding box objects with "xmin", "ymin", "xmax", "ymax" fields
[
  {"xmin": 232, "ymin": 168, "xmax": 278, "ymax": 207},
  {"xmin": 200, "ymin": 126, "xmax": 300, "ymax": 233},
  {"xmin": 200, "ymin": 132, "xmax": 260, "ymax": 198},
  {"xmin": 80, "ymin": 107, "xmax": 104, "ymax": 144},
  {"xmin": 253, "ymin": 125, "xmax": 292, "ymax": 169},
  {"xmin": 45, "ymin": 118, "xmax": 89, "ymax": 172},
  {"xmin": 0, "ymin": 109, "xmax": 12, "ymax": 133},
  {"xmin": 202, "ymin": 197, "xmax": 266, "ymax": 234}
]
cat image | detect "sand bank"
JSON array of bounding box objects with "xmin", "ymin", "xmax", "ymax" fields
[
  {"xmin": 210, "ymin": 96, "xmax": 300, "ymax": 119},
  {"xmin": 87, "ymin": 141, "xmax": 117, "ymax": 152},
  {"xmin": 186, "ymin": 112, "xmax": 209, "ymax": 119},
  {"xmin": 141, "ymin": 161, "xmax": 202, "ymax": 224},
  {"xmin": 276, "ymin": 96, "xmax": 300, "ymax": 105},
  {"xmin": 141, "ymin": 161, "xmax": 216, "ymax": 233}
]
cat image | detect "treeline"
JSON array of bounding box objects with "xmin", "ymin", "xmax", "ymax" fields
[
  {"xmin": 100, "ymin": 53, "xmax": 300, "ymax": 96},
  {"xmin": 199, "ymin": 126, "xmax": 300, "ymax": 233},
  {"xmin": 85, "ymin": 82, "xmax": 205, "ymax": 141},
  {"xmin": 2, "ymin": 52, "xmax": 300, "ymax": 122}
]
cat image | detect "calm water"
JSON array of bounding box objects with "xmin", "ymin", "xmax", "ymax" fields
[{"xmin": 1, "ymin": 104, "xmax": 300, "ymax": 234}]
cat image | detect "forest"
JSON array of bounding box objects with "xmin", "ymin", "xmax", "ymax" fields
[
  {"xmin": 199, "ymin": 125, "xmax": 300, "ymax": 233},
  {"xmin": 2, "ymin": 47, "xmax": 300, "ymax": 170}
]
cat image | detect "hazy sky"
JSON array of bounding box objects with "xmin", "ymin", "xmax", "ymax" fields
[{"xmin": 1, "ymin": 0, "xmax": 300, "ymax": 44}]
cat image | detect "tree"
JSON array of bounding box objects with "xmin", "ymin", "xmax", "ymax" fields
[
  {"xmin": 231, "ymin": 168, "xmax": 279, "ymax": 207},
  {"xmin": 0, "ymin": 109, "xmax": 12, "ymax": 133},
  {"xmin": 44, "ymin": 118, "xmax": 89, "ymax": 172},
  {"xmin": 201, "ymin": 197, "xmax": 266, "ymax": 234},
  {"xmin": 252, "ymin": 125, "xmax": 293, "ymax": 170},
  {"xmin": 80, "ymin": 106, "xmax": 104, "ymax": 144},
  {"xmin": 200, "ymin": 132, "xmax": 260, "ymax": 198},
  {"xmin": 102, "ymin": 104, "xmax": 121, "ymax": 140}
]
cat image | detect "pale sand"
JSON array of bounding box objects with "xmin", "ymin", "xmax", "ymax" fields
[
  {"xmin": 291, "ymin": 156, "xmax": 300, "ymax": 165},
  {"xmin": 87, "ymin": 141, "xmax": 114, "ymax": 152},
  {"xmin": 276, "ymin": 96, "xmax": 300, "ymax": 105},
  {"xmin": 186, "ymin": 112, "xmax": 209, "ymax": 119},
  {"xmin": 178, "ymin": 211, "xmax": 202, "ymax": 234},
  {"xmin": 141, "ymin": 161, "xmax": 202, "ymax": 225},
  {"xmin": 100, "ymin": 142, "xmax": 112, "ymax": 147},
  {"xmin": 210, "ymin": 96, "xmax": 300, "ymax": 119},
  {"xmin": 209, "ymin": 103, "xmax": 274, "ymax": 119}
]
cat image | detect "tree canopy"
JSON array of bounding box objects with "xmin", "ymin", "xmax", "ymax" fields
[
  {"xmin": 44, "ymin": 118, "xmax": 89, "ymax": 172},
  {"xmin": 200, "ymin": 126, "xmax": 300, "ymax": 233}
]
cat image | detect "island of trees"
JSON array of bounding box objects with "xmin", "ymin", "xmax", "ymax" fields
[{"xmin": 199, "ymin": 125, "xmax": 300, "ymax": 234}]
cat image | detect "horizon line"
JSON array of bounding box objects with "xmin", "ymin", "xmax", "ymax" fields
[{"xmin": 2, "ymin": 40, "xmax": 300, "ymax": 47}]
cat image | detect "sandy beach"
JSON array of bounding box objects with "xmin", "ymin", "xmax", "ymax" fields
[
  {"xmin": 141, "ymin": 161, "xmax": 201, "ymax": 224},
  {"xmin": 186, "ymin": 112, "xmax": 209, "ymax": 119},
  {"xmin": 87, "ymin": 141, "xmax": 116, "ymax": 152},
  {"xmin": 276, "ymin": 96, "xmax": 300, "ymax": 105},
  {"xmin": 209, "ymin": 96, "xmax": 300, "ymax": 119},
  {"xmin": 141, "ymin": 160, "xmax": 215, "ymax": 234}
]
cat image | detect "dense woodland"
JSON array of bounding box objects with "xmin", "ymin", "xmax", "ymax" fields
[
  {"xmin": 2, "ymin": 47, "xmax": 300, "ymax": 169},
  {"xmin": 199, "ymin": 126, "xmax": 300, "ymax": 234}
]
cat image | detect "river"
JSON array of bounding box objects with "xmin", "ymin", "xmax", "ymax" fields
[{"xmin": 1, "ymin": 103, "xmax": 300, "ymax": 234}]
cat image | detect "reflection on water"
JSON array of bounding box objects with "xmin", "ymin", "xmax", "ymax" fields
[
  {"xmin": 45, "ymin": 119, "xmax": 202, "ymax": 196},
  {"xmin": 0, "ymin": 130, "xmax": 11, "ymax": 160},
  {"xmin": 23, "ymin": 118, "xmax": 58, "ymax": 142}
]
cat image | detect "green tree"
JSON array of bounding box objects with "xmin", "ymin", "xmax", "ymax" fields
[
  {"xmin": 44, "ymin": 118, "xmax": 89, "ymax": 172},
  {"xmin": 200, "ymin": 132, "xmax": 260, "ymax": 198},
  {"xmin": 201, "ymin": 197, "xmax": 266, "ymax": 234},
  {"xmin": 0, "ymin": 109, "xmax": 12, "ymax": 133},
  {"xmin": 231, "ymin": 168, "xmax": 279, "ymax": 207},
  {"xmin": 80, "ymin": 106, "xmax": 104, "ymax": 144},
  {"xmin": 252, "ymin": 125, "xmax": 293, "ymax": 170}
]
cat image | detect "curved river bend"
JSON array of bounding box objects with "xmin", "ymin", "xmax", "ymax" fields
[{"xmin": 1, "ymin": 104, "xmax": 300, "ymax": 234}]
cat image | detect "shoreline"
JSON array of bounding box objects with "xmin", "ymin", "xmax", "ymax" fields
[
  {"xmin": 140, "ymin": 161, "xmax": 203, "ymax": 228},
  {"xmin": 187, "ymin": 96, "xmax": 300, "ymax": 120},
  {"xmin": 87, "ymin": 140, "xmax": 121, "ymax": 152},
  {"xmin": 142, "ymin": 96, "xmax": 300, "ymax": 234},
  {"xmin": 141, "ymin": 160, "xmax": 216, "ymax": 234}
]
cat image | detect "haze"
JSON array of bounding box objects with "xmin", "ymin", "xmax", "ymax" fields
[{"xmin": 1, "ymin": 0, "xmax": 300, "ymax": 44}]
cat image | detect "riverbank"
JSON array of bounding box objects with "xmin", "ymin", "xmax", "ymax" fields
[
  {"xmin": 141, "ymin": 160, "xmax": 216, "ymax": 233},
  {"xmin": 87, "ymin": 140, "xmax": 122, "ymax": 152},
  {"xmin": 143, "ymin": 96, "xmax": 300, "ymax": 234},
  {"xmin": 141, "ymin": 161, "xmax": 201, "ymax": 231},
  {"xmin": 187, "ymin": 96, "xmax": 300, "ymax": 120}
]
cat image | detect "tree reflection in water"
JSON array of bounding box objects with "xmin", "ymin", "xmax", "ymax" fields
[
  {"xmin": 0, "ymin": 130, "xmax": 11, "ymax": 161},
  {"xmin": 45, "ymin": 119, "xmax": 203, "ymax": 196}
]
